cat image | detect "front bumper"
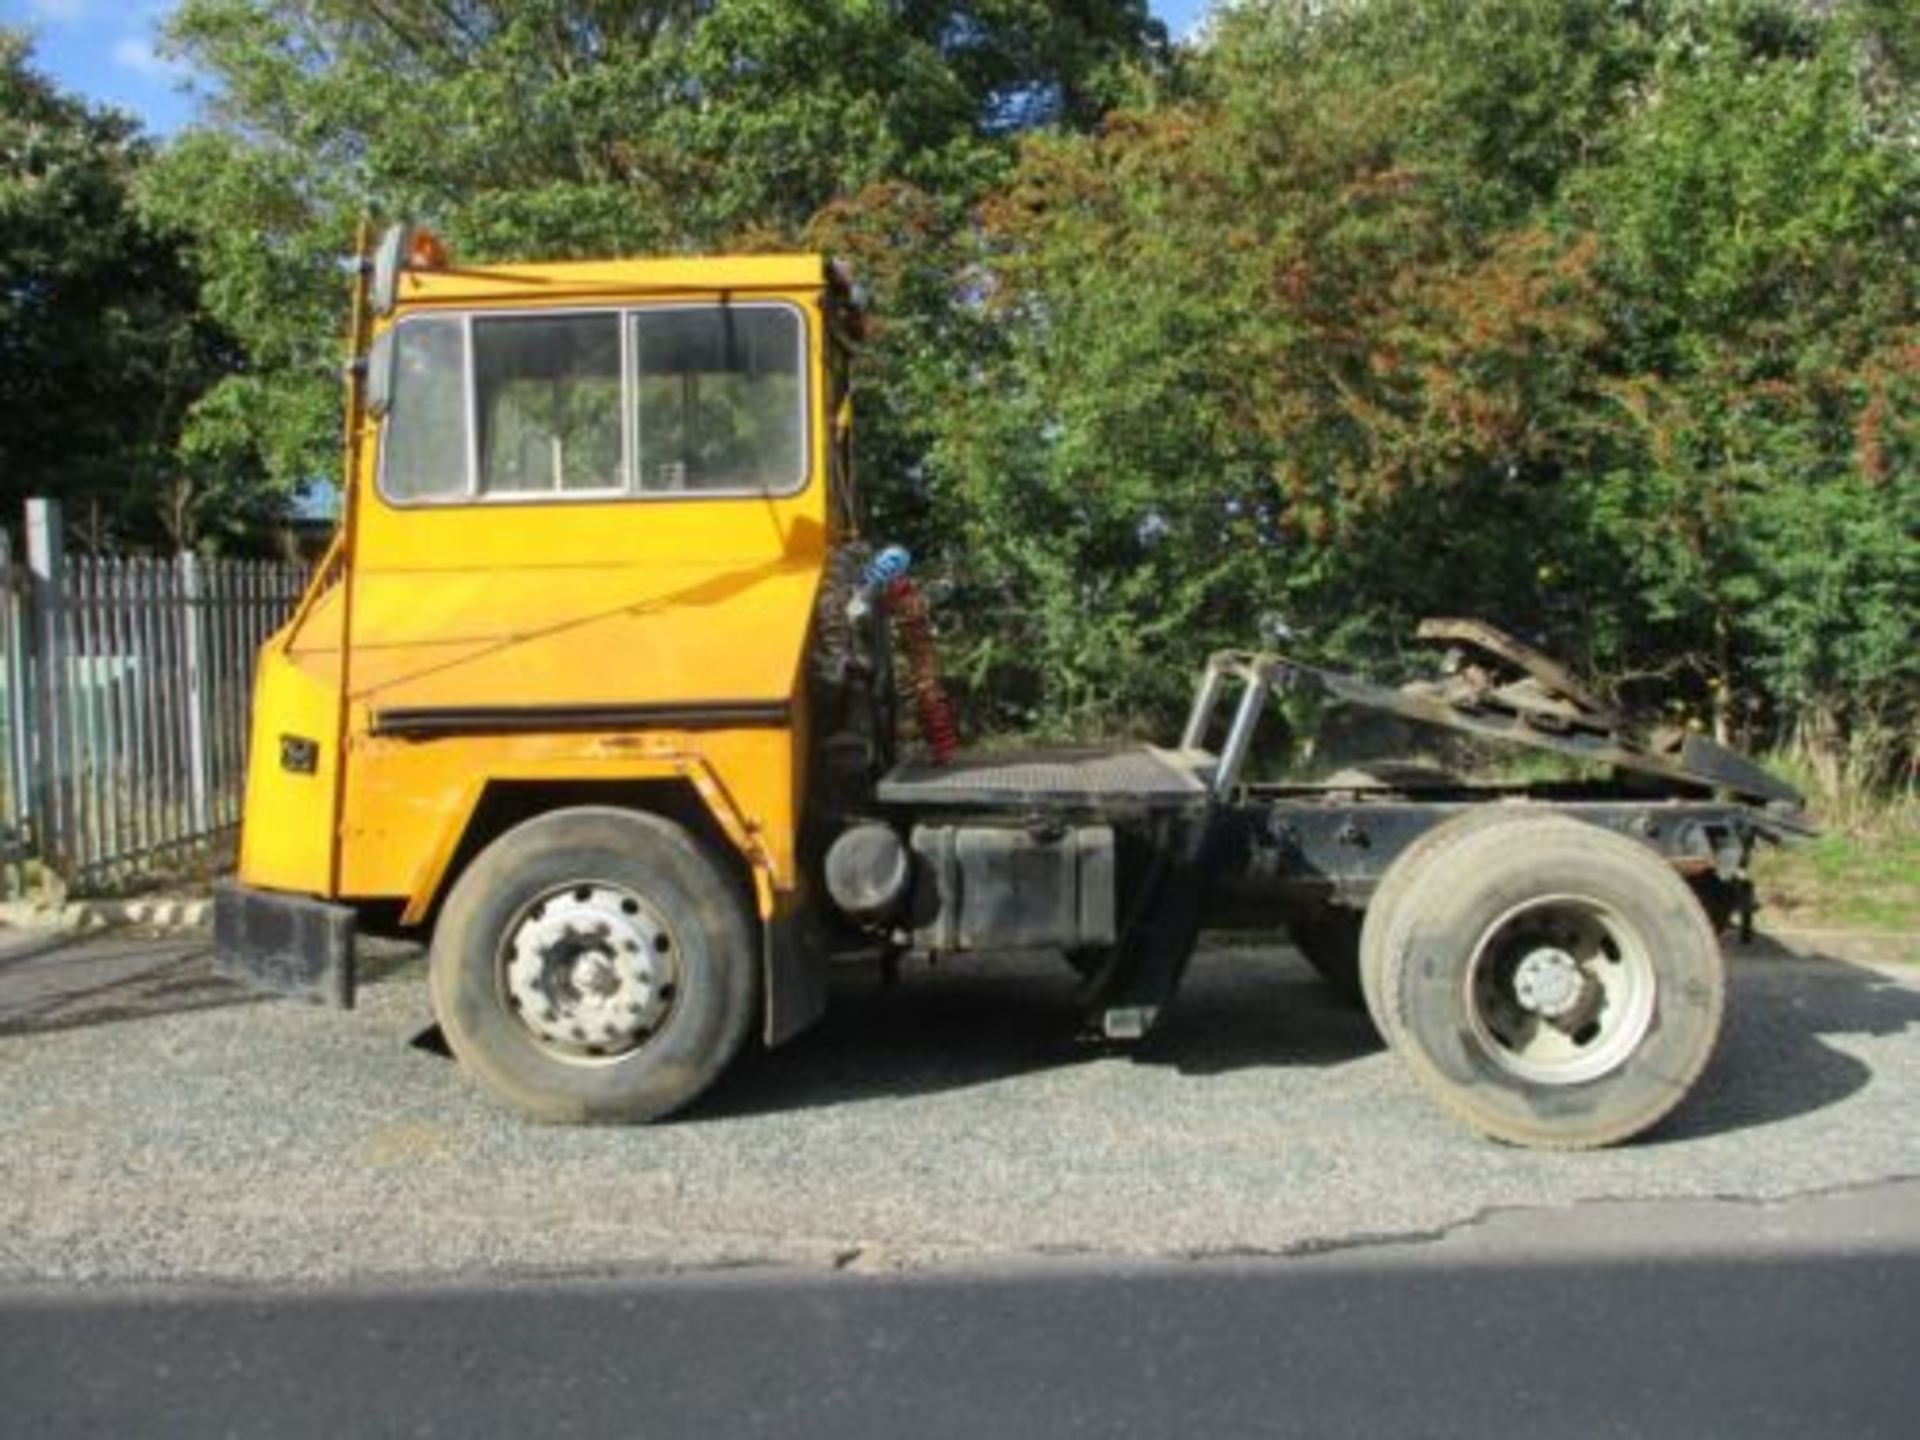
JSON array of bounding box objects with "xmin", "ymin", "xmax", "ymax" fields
[{"xmin": 212, "ymin": 881, "xmax": 358, "ymax": 1008}]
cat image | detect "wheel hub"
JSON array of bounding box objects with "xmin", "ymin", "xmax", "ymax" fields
[
  {"xmin": 1465, "ymin": 894, "xmax": 1658, "ymax": 1087},
  {"xmin": 1512, "ymin": 946, "xmax": 1586, "ymax": 1019},
  {"xmin": 502, "ymin": 884, "xmax": 680, "ymax": 1059},
  {"xmin": 573, "ymin": 953, "xmax": 621, "ymax": 997}
]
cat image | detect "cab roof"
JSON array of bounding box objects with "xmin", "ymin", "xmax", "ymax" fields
[{"xmin": 395, "ymin": 253, "xmax": 832, "ymax": 309}]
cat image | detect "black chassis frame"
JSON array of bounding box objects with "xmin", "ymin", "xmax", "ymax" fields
[
  {"xmin": 1221, "ymin": 786, "xmax": 1772, "ymax": 913},
  {"xmin": 875, "ymin": 645, "xmax": 1805, "ymax": 1040}
]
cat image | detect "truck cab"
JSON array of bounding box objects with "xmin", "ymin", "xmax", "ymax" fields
[{"xmin": 223, "ymin": 231, "xmax": 870, "ymax": 1101}]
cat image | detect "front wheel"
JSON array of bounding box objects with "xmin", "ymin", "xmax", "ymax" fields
[
  {"xmin": 1375, "ymin": 814, "xmax": 1724, "ymax": 1149},
  {"xmin": 429, "ymin": 807, "xmax": 758, "ymax": 1124}
]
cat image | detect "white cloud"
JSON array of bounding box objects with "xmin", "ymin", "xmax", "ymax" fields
[
  {"xmin": 111, "ymin": 34, "xmax": 184, "ymax": 81},
  {"xmin": 27, "ymin": 0, "xmax": 94, "ymax": 23}
]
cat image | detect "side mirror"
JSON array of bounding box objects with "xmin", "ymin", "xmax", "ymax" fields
[{"xmin": 370, "ymin": 224, "xmax": 412, "ymax": 317}]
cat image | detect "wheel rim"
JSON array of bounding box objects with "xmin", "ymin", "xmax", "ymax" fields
[
  {"xmin": 498, "ymin": 881, "xmax": 682, "ymax": 1065},
  {"xmin": 1462, "ymin": 894, "xmax": 1657, "ymax": 1086}
]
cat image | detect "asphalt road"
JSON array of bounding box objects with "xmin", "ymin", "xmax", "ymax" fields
[
  {"xmin": 2, "ymin": 926, "xmax": 1916, "ymax": 1434},
  {"xmin": 0, "ymin": 928, "xmax": 1916, "ymax": 1282},
  {"xmin": 4, "ymin": 1181, "xmax": 1917, "ymax": 1438}
]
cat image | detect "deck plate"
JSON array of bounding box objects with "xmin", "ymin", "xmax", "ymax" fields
[{"xmin": 879, "ymin": 746, "xmax": 1207, "ymax": 810}]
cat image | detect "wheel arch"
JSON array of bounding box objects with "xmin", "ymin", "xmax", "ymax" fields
[{"xmin": 410, "ymin": 779, "xmax": 744, "ymax": 919}]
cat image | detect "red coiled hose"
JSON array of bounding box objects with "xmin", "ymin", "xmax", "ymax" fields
[{"xmin": 886, "ymin": 576, "xmax": 959, "ymax": 765}]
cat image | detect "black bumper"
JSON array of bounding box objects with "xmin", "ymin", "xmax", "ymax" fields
[{"xmin": 212, "ymin": 881, "xmax": 357, "ymax": 1008}]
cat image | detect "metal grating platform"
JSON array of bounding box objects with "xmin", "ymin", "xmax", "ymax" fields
[{"xmin": 878, "ymin": 745, "xmax": 1208, "ymax": 810}]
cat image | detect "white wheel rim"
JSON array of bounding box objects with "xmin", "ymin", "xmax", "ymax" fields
[
  {"xmin": 1462, "ymin": 893, "xmax": 1657, "ymax": 1086},
  {"xmin": 498, "ymin": 882, "xmax": 682, "ymax": 1065}
]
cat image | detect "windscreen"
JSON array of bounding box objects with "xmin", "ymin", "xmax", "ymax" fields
[{"xmin": 475, "ymin": 314, "xmax": 623, "ymax": 495}]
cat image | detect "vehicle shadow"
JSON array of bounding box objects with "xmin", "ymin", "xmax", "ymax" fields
[
  {"xmin": 697, "ymin": 941, "xmax": 1382, "ymax": 1121},
  {"xmin": 701, "ymin": 936, "xmax": 1920, "ymax": 1142},
  {"xmin": 0, "ymin": 932, "xmax": 436, "ymax": 1041},
  {"xmin": 1648, "ymin": 937, "xmax": 1920, "ymax": 1144},
  {"xmin": 0, "ymin": 935, "xmax": 258, "ymax": 1038}
]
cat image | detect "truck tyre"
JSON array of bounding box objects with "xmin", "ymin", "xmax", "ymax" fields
[
  {"xmin": 1288, "ymin": 907, "xmax": 1364, "ymax": 1006},
  {"xmin": 1358, "ymin": 806, "xmax": 1525, "ymax": 1034},
  {"xmin": 1375, "ymin": 814, "xmax": 1724, "ymax": 1149},
  {"xmin": 429, "ymin": 807, "xmax": 758, "ymax": 1124}
]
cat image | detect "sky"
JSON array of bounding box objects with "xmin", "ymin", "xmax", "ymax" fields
[
  {"xmin": 1, "ymin": 0, "xmax": 192, "ymax": 131},
  {"xmin": 4, "ymin": 1, "xmax": 1217, "ymax": 138}
]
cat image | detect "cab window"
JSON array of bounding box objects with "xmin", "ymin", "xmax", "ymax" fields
[
  {"xmin": 381, "ymin": 316, "xmax": 468, "ymax": 502},
  {"xmin": 633, "ymin": 307, "xmax": 804, "ymax": 494},
  {"xmin": 476, "ymin": 314, "xmax": 623, "ymax": 495},
  {"xmin": 377, "ymin": 302, "xmax": 808, "ymax": 504}
]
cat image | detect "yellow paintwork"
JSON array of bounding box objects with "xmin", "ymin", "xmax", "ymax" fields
[
  {"xmin": 396, "ymin": 254, "xmax": 829, "ymax": 309},
  {"xmin": 236, "ymin": 252, "xmax": 837, "ymax": 920},
  {"xmin": 236, "ymin": 585, "xmax": 342, "ymax": 892}
]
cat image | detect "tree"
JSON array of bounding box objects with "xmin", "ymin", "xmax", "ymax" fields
[
  {"xmin": 1570, "ymin": 4, "xmax": 1918, "ymax": 786},
  {"xmin": 145, "ymin": 0, "xmax": 1166, "ymax": 497},
  {"xmin": 0, "ymin": 31, "xmax": 231, "ymax": 550},
  {"xmin": 904, "ymin": 0, "xmax": 1914, "ymax": 791},
  {"xmin": 923, "ymin": 0, "xmax": 1640, "ymax": 734}
]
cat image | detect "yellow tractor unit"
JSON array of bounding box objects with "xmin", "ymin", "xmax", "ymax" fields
[{"xmin": 216, "ymin": 227, "xmax": 1807, "ymax": 1149}]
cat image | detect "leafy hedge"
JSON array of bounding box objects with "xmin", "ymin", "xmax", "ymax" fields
[{"xmin": 13, "ymin": 1, "xmax": 1910, "ymax": 788}]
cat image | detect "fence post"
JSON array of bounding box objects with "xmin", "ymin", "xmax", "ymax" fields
[
  {"xmin": 0, "ymin": 529, "xmax": 29, "ymax": 846},
  {"xmin": 179, "ymin": 551, "xmax": 212, "ymax": 838},
  {"xmin": 25, "ymin": 499, "xmax": 70, "ymax": 879}
]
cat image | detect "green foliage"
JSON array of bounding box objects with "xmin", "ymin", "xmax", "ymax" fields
[
  {"xmin": 0, "ymin": 32, "xmax": 233, "ymax": 550},
  {"xmin": 147, "ymin": 0, "xmax": 1165, "ymax": 494},
  {"xmin": 917, "ymin": 0, "xmax": 1915, "ymax": 784},
  {"xmin": 1566, "ymin": 6, "xmax": 1918, "ymax": 781},
  {"xmin": 933, "ymin": 0, "xmax": 1642, "ymax": 731},
  {"xmin": 1750, "ymin": 755, "xmax": 1919, "ymax": 934},
  {"xmin": 109, "ymin": 0, "xmax": 1913, "ymax": 788}
]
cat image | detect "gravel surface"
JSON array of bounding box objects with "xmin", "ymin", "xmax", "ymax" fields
[{"xmin": 0, "ymin": 930, "xmax": 1915, "ymax": 1285}]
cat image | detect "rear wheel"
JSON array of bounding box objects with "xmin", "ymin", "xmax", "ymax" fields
[
  {"xmin": 1374, "ymin": 814, "xmax": 1724, "ymax": 1149},
  {"xmin": 429, "ymin": 807, "xmax": 758, "ymax": 1124}
]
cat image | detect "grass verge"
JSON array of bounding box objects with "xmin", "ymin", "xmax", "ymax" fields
[
  {"xmin": 1753, "ymin": 824, "xmax": 1919, "ymax": 936},
  {"xmin": 1748, "ymin": 751, "xmax": 1917, "ymax": 937}
]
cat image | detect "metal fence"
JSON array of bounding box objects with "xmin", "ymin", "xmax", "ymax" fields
[{"xmin": 0, "ymin": 500, "xmax": 307, "ymax": 892}]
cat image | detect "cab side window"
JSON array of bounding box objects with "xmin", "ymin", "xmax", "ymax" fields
[
  {"xmin": 633, "ymin": 308, "xmax": 804, "ymax": 494},
  {"xmin": 378, "ymin": 303, "xmax": 808, "ymax": 504}
]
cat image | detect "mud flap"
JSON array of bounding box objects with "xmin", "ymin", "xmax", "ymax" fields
[
  {"xmin": 762, "ymin": 902, "xmax": 828, "ymax": 1047},
  {"xmin": 212, "ymin": 880, "xmax": 357, "ymax": 1009}
]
